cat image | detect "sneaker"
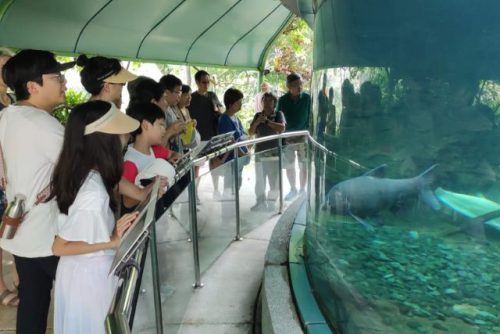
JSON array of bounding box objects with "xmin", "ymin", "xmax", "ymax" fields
[
  {"xmin": 284, "ymin": 189, "xmax": 298, "ymax": 201},
  {"xmin": 250, "ymin": 201, "xmax": 268, "ymax": 211},
  {"xmin": 299, "ymin": 189, "xmax": 306, "ymax": 196}
]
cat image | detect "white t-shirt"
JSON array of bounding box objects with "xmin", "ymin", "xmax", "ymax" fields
[
  {"xmin": 57, "ymin": 171, "xmax": 115, "ymax": 257},
  {"xmin": 254, "ymin": 92, "xmax": 265, "ymax": 113},
  {"xmin": 0, "ymin": 105, "xmax": 63, "ymax": 257}
]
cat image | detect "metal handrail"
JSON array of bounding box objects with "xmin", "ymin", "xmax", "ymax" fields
[
  {"xmin": 192, "ymin": 130, "xmax": 310, "ymax": 166},
  {"xmin": 307, "ymin": 135, "xmax": 367, "ymax": 171},
  {"xmin": 106, "ymin": 130, "xmax": 366, "ymax": 334}
]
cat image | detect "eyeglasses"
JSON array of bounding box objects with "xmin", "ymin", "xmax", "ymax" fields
[
  {"xmin": 45, "ymin": 73, "xmax": 65, "ymax": 83},
  {"xmin": 108, "ymin": 82, "xmax": 126, "ymax": 87}
]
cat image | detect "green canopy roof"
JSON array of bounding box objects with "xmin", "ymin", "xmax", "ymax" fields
[{"xmin": 0, "ymin": 0, "xmax": 293, "ymax": 70}]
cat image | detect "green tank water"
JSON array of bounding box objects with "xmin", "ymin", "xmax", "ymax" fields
[{"xmin": 305, "ymin": 1, "xmax": 500, "ymax": 333}]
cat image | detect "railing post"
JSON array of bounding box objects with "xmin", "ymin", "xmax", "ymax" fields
[
  {"xmin": 149, "ymin": 224, "xmax": 164, "ymax": 334},
  {"xmin": 189, "ymin": 166, "xmax": 203, "ymax": 288},
  {"xmin": 278, "ymin": 137, "xmax": 284, "ymax": 214},
  {"xmin": 306, "ymin": 137, "xmax": 312, "ymax": 213},
  {"xmin": 233, "ymin": 147, "xmax": 242, "ymax": 241}
]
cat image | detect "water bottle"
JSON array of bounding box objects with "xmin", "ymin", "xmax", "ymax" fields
[{"xmin": 0, "ymin": 194, "xmax": 26, "ymax": 239}]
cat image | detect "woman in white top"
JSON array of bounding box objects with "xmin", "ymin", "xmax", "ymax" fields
[{"xmin": 51, "ymin": 101, "xmax": 140, "ymax": 334}]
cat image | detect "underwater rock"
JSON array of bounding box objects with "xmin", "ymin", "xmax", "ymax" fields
[
  {"xmin": 372, "ymin": 251, "xmax": 390, "ymax": 261},
  {"xmin": 433, "ymin": 322, "xmax": 449, "ymax": 331},
  {"xmin": 408, "ymin": 230, "xmax": 419, "ymax": 240},
  {"xmin": 444, "ymin": 288, "xmax": 457, "ymax": 295},
  {"xmin": 407, "ymin": 320, "xmax": 422, "ymax": 330},
  {"xmin": 451, "ymin": 304, "xmax": 481, "ymax": 319}
]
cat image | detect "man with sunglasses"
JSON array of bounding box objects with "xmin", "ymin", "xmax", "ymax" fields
[
  {"xmin": 0, "ymin": 49, "xmax": 75, "ymax": 334},
  {"xmin": 188, "ymin": 70, "xmax": 225, "ymax": 197}
]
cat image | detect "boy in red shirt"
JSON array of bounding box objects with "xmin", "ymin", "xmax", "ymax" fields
[{"xmin": 122, "ymin": 102, "xmax": 177, "ymax": 211}]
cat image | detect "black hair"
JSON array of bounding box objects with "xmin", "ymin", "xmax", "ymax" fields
[
  {"xmin": 77, "ymin": 54, "xmax": 121, "ymax": 95},
  {"xmin": 127, "ymin": 76, "xmax": 150, "ymax": 100},
  {"xmin": 261, "ymin": 92, "xmax": 277, "ymax": 105},
  {"xmin": 129, "ymin": 77, "xmax": 164, "ymax": 105},
  {"xmin": 181, "ymin": 84, "xmax": 192, "ymax": 94},
  {"xmin": 223, "ymin": 88, "xmax": 244, "ymax": 109},
  {"xmin": 51, "ymin": 101, "xmax": 123, "ymax": 214},
  {"xmin": 2, "ymin": 49, "xmax": 53, "ymax": 100},
  {"xmin": 126, "ymin": 102, "xmax": 165, "ymax": 137},
  {"xmin": 286, "ymin": 73, "xmax": 302, "ymax": 85},
  {"xmin": 159, "ymin": 74, "xmax": 182, "ymax": 92},
  {"xmin": 194, "ymin": 70, "xmax": 209, "ymax": 82}
]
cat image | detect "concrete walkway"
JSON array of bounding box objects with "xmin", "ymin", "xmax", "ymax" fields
[{"xmin": 172, "ymin": 216, "xmax": 278, "ymax": 334}]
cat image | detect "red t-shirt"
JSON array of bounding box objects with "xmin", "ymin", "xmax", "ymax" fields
[{"xmin": 122, "ymin": 145, "xmax": 171, "ymax": 184}]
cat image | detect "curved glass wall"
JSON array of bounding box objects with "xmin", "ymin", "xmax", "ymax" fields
[{"xmin": 305, "ymin": 1, "xmax": 500, "ymax": 333}]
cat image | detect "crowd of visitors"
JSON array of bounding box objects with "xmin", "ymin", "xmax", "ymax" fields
[{"xmin": 0, "ymin": 48, "xmax": 311, "ymax": 334}]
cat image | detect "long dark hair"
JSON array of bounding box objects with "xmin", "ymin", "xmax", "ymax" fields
[{"xmin": 51, "ymin": 100, "xmax": 123, "ymax": 214}]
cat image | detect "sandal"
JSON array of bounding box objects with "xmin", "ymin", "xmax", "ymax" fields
[{"xmin": 0, "ymin": 289, "xmax": 19, "ymax": 307}]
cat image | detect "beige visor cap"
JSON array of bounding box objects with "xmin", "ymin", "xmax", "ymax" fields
[
  {"xmin": 84, "ymin": 103, "xmax": 139, "ymax": 135},
  {"xmin": 103, "ymin": 67, "xmax": 138, "ymax": 84}
]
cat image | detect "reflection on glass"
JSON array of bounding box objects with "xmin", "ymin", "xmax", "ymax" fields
[
  {"xmin": 130, "ymin": 249, "xmax": 156, "ymax": 333},
  {"xmin": 308, "ymin": 6, "xmax": 500, "ymax": 330},
  {"xmin": 252, "ymin": 148, "xmax": 281, "ymax": 212}
]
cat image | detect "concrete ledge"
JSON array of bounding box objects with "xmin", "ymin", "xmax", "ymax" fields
[
  {"xmin": 261, "ymin": 197, "xmax": 306, "ymax": 334},
  {"xmin": 265, "ymin": 197, "xmax": 307, "ymax": 266}
]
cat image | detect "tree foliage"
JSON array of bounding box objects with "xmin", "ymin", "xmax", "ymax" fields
[
  {"xmin": 53, "ymin": 89, "xmax": 89, "ymax": 124},
  {"xmin": 265, "ymin": 17, "xmax": 313, "ymax": 91}
]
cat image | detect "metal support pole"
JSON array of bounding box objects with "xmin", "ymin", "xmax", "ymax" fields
[
  {"xmin": 233, "ymin": 148, "xmax": 242, "ymax": 241},
  {"xmin": 322, "ymin": 151, "xmax": 327, "ymax": 197},
  {"xmin": 189, "ymin": 166, "xmax": 203, "ymax": 288},
  {"xmin": 278, "ymin": 138, "xmax": 284, "ymax": 214},
  {"xmin": 307, "ymin": 138, "xmax": 313, "ymax": 213},
  {"xmin": 148, "ymin": 224, "xmax": 164, "ymax": 334},
  {"xmin": 258, "ymin": 70, "xmax": 264, "ymax": 87}
]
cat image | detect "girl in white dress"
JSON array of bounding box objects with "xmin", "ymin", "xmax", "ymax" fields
[{"xmin": 51, "ymin": 100, "xmax": 140, "ymax": 334}]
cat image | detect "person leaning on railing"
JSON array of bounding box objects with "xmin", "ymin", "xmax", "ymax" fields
[
  {"xmin": 248, "ymin": 92, "xmax": 285, "ymax": 211},
  {"xmin": 218, "ymin": 88, "xmax": 250, "ymax": 196},
  {"xmin": 51, "ymin": 101, "xmax": 140, "ymax": 334},
  {"xmin": 127, "ymin": 76, "xmax": 184, "ymax": 157}
]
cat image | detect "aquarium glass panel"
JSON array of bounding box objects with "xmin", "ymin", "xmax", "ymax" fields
[{"xmin": 306, "ymin": 1, "xmax": 500, "ymax": 333}]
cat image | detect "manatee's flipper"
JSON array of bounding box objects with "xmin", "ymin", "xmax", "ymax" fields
[
  {"xmin": 420, "ymin": 189, "xmax": 441, "ymax": 210},
  {"xmin": 349, "ymin": 213, "xmax": 375, "ymax": 231},
  {"xmin": 363, "ymin": 164, "xmax": 387, "ymax": 178}
]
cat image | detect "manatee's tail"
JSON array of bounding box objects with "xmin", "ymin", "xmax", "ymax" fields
[{"xmin": 417, "ymin": 164, "xmax": 441, "ymax": 210}]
